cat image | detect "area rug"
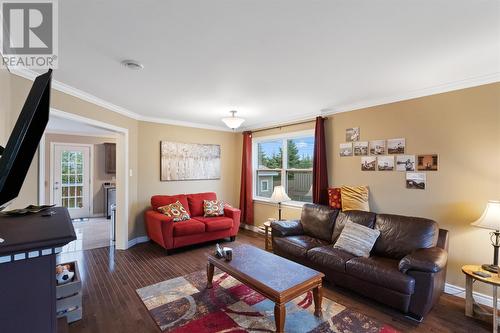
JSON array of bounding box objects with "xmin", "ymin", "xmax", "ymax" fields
[{"xmin": 136, "ymin": 270, "xmax": 400, "ymax": 333}]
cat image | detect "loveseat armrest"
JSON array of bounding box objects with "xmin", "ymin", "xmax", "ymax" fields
[
  {"xmin": 271, "ymin": 220, "xmax": 304, "ymax": 237},
  {"xmin": 224, "ymin": 206, "xmax": 241, "ymax": 236},
  {"xmin": 399, "ymin": 247, "xmax": 448, "ymax": 274},
  {"xmin": 144, "ymin": 210, "xmax": 175, "ymax": 249}
]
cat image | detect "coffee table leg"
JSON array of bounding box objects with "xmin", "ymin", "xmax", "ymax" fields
[
  {"xmin": 313, "ymin": 285, "xmax": 323, "ymax": 317},
  {"xmin": 206, "ymin": 262, "xmax": 214, "ymax": 289},
  {"xmin": 274, "ymin": 303, "xmax": 286, "ymax": 333}
]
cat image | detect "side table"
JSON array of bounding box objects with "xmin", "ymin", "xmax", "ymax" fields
[
  {"xmin": 462, "ymin": 265, "xmax": 500, "ymax": 333},
  {"xmin": 258, "ymin": 221, "xmax": 273, "ymax": 251}
]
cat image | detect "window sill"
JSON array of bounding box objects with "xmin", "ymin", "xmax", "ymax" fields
[{"xmin": 253, "ymin": 198, "xmax": 306, "ymax": 209}]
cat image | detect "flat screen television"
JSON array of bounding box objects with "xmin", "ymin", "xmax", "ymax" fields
[{"xmin": 0, "ymin": 69, "xmax": 52, "ymax": 209}]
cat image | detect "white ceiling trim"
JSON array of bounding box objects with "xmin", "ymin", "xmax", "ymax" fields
[
  {"xmin": 8, "ymin": 66, "xmax": 233, "ymax": 132},
  {"xmin": 243, "ymin": 72, "xmax": 500, "ymax": 131},
  {"xmin": 9, "ymin": 66, "xmax": 499, "ymax": 133},
  {"xmin": 45, "ymin": 129, "xmax": 118, "ymax": 139}
]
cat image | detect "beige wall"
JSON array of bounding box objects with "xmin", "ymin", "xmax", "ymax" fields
[
  {"xmin": 252, "ymin": 82, "xmax": 500, "ymax": 295},
  {"xmin": 0, "ymin": 68, "xmax": 12, "ymax": 145},
  {"xmin": 135, "ymin": 121, "xmax": 240, "ymax": 237},
  {"xmin": 44, "ymin": 133, "xmax": 116, "ymax": 215}
]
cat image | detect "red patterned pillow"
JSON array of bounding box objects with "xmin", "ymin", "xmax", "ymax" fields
[
  {"xmin": 203, "ymin": 200, "xmax": 225, "ymax": 217},
  {"xmin": 157, "ymin": 200, "xmax": 190, "ymax": 222},
  {"xmin": 328, "ymin": 187, "xmax": 342, "ymax": 209}
]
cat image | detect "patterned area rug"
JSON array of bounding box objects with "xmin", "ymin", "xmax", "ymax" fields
[{"xmin": 136, "ymin": 270, "xmax": 400, "ymax": 333}]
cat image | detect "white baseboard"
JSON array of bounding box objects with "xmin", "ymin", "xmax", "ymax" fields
[
  {"xmin": 127, "ymin": 236, "xmax": 150, "ymax": 249},
  {"xmin": 240, "ymin": 224, "xmax": 261, "ymax": 234},
  {"xmin": 445, "ymin": 283, "xmax": 500, "ymax": 308}
]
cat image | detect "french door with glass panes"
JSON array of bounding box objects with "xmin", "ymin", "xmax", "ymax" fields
[{"xmin": 52, "ymin": 144, "xmax": 91, "ymax": 219}]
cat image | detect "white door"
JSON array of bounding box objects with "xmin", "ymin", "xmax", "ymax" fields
[{"xmin": 52, "ymin": 144, "xmax": 91, "ymax": 219}]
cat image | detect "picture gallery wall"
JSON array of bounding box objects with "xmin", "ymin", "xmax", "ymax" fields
[{"xmin": 339, "ymin": 127, "xmax": 438, "ymax": 190}]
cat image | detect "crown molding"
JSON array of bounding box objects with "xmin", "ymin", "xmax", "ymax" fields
[
  {"xmin": 8, "ymin": 66, "xmax": 233, "ymax": 132},
  {"xmin": 44, "ymin": 129, "xmax": 117, "ymax": 139},
  {"xmin": 242, "ymin": 72, "xmax": 500, "ymax": 131},
  {"xmin": 8, "ymin": 66, "xmax": 499, "ymax": 133}
]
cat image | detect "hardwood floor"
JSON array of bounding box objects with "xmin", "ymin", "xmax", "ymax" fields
[{"xmin": 58, "ymin": 230, "xmax": 492, "ymax": 333}]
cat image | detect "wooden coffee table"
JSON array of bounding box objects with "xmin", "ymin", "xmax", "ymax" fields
[{"xmin": 207, "ymin": 244, "xmax": 324, "ymax": 332}]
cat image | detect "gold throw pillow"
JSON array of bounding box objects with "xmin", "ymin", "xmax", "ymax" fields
[{"xmin": 340, "ymin": 186, "xmax": 370, "ymax": 212}]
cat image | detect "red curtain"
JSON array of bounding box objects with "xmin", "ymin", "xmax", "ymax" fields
[
  {"xmin": 313, "ymin": 116, "xmax": 329, "ymax": 205},
  {"xmin": 239, "ymin": 131, "xmax": 254, "ymax": 225}
]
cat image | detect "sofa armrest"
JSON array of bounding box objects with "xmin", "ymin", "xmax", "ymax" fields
[
  {"xmin": 399, "ymin": 247, "xmax": 448, "ymax": 274},
  {"xmin": 271, "ymin": 220, "xmax": 304, "ymax": 237},
  {"xmin": 144, "ymin": 210, "xmax": 175, "ymax": 249},
  {"xmin": 224, "ymin": 206, "xmax": 241, "ymax": 236}
]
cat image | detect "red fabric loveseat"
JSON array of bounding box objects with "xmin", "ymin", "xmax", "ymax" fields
[{"xmin": 144, "ymin": 192, "xmax": 241, "ymax": 253}]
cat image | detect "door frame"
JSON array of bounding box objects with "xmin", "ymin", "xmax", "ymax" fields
[
  {"xmin": 38, "ymin": 108, "xmax": 130, "ymax": 250},
  {"xmin": 49, "ymin": 142, "xmax": 94, "ymax": 217}
]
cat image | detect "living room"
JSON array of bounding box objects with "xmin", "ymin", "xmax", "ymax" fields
[{"xmin": 0, "ymin": 1, "xmax": 499, "ymax": 332}]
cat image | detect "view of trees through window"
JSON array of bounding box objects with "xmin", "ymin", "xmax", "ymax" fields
[{"xmin": 255, "ymin": 136, "xmax": 314, "ymax": 202}]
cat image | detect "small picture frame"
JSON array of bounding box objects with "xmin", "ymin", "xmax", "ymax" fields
[
  {"xmin": 417, "ymin": 154, "xmax": 438, "ymax": 171},
  {"xmin": 339, "ymin": 143, "xmax": 353, "ymax": 157},
  {"xmin": 346, "ymin": 127, "xmax": 360, "ymax": 142},
  {"xmin": 353, "ymin": 141, "xmax": 368, "ymax": 156},
  {"xmin": 387, "ymin": 138, "xmax": 405, "ymax": 154},
  {"xmin": 396, "ymin": 155, "xmax": 415, "ymax": 171},
  {"xmin": 361, "ymin": 156, "xmax": 376, "ymax": 171},
  {"xmin": 377, "ymin": 156, "xmax": 394, "ymax": 171},
  {"xmin": 406, "ymin": 172, "xmax": 426, "ymax": 190},
  {"xmin": 369, "ymin": 140, "xmax": 386, "ymax": 155}
]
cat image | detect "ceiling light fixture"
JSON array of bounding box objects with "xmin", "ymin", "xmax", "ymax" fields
[
  {"xmin": 221, "ymin": 110, "xmax": 245, "ymax": 130},
  {"xmin": 121, "ymin": 59, "xmax": 144, "ymax": 70}
]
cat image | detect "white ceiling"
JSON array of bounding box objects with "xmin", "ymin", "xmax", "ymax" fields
[
  {"xmin": 47, "ymin": 0, "xmax": 500, "ymax": 130},
  {"xmin": 46, "ymin": 115, "xmax": 116, "ymax": 137}
]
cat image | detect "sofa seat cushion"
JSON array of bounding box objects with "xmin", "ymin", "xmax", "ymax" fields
[
  {"xmin": 307, "ymin": 246, "xmax": 355, "ymax": 273},
  {"xmin": 173, "ymin": 219, "xmax": 206, "ymax": 236},
  {"xmin": 193, "ymin": 216, "xmax": 233, "ymax": 232},
  {"xmin": 187, "ymin": 192, "xmax": 217, "ymax": 217},
  {"xmin": 273, "ymin": 235, "xmax": 329, "ymax": 259},
  {"xmin": 346, "ymin": 256, "xmax": 415, "ymax": 294}
]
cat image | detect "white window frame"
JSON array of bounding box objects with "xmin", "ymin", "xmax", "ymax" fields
[{"xmin": 252, "ymin": 129, "xmax": 314, "ymax": 207}]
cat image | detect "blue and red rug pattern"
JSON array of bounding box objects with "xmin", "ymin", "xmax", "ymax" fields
[{"xmin": 136, "ymin": 270, "xmax": 400, "ymax": 332}]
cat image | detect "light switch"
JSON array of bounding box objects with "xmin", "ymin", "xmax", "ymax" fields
[{"xmin": 129, "ymin": 169, "xmax": 133, "ymax": 177}]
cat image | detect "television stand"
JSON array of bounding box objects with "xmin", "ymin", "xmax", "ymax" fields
[{"xmin": 0, "ymin": 207, "xmax": 76, "ymax": 333}]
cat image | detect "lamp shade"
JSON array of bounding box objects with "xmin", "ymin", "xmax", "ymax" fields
[
  {"xmin": 221, "ymin": 110, "xmax": 245, "ymax": 129},
  {"xmin": 471, "ymin": 200, "xmax": 500, "ymax": 231},
  {"xmin": 270, "ymin": 185, "xmax": 291, "ymax": 203}
]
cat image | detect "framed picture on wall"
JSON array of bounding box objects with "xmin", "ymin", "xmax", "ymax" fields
[
  {"xmin": 377, "ymin": 156, "xmax": 394, "ymax": 171},
  {"xmin": 339, "ymin": 143, "xmax": 353, "ymax": 157},
  {"xmin": 406, "ymin": 172, "xmax": 426, "ymax": 190},
  {"xmin": 369, "ymin": 140, "xmax": 386, "ymax": 155},
  {"xmin": 353, "ymin": 141, "xmax": 368, "ymax": 156},
  {"xmin": 361, "ymin": 156, "xmax": 376, "ymax": 171},
  {"xmin": 396, "ymin": 155, "xmax": 415, "ymax": 171},
  {"xmin": 417, "ymin": 154, "xmax": 438, "ymax": 171},
  {"xmin": 387, "ymin": 138, "xmax": 405, "ymax": 154},
  {"xmin": 346, "ymin": 127, "xmax": 360, "ymax": 142}
]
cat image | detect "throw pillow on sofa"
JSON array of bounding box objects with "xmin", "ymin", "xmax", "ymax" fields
[
  {"xmin": 157, "ymin": 200, "xmax": 190, "ymax": 222},
  {"xmin": 340, "ymin": 185, "xmax": 370, "ymax": 212},
  {"xmin": 333, "ymin": 221, "xmax": 380, "ymax": 257},
  {"xmin": 203, "ymin": 200, "xmax": 225, "ymax": 217},
  {"xmin": 327, "ymin": 187, "xmax": 342, "ymax": 209}
]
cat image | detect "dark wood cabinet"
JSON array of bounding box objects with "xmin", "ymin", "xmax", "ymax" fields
[{"xmin": 104, "ymin": 143, "xmax": 116, "ymax": 174}]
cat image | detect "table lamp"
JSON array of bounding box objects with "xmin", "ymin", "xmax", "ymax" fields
[
  {"xmin": 270, "ymin": 185, "xmax": 291, "ymax": 220},
  {"xmin": 471, "ymin": 200, "xmax": 500, "ymax": 273}
]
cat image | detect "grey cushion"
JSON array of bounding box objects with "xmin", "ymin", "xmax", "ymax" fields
[{"xmin": 333, "ymin": 221, "xmax": 380, "ymax": 257}]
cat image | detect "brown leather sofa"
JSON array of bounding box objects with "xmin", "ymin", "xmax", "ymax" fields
[{"xmin": 271, "ymin": 203, "xmax": 449, "ymax": 321}]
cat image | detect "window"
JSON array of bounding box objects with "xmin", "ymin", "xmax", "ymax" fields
[{"xmin": 254, "ymin": 131, "xmax": 314, "ymax": 203}]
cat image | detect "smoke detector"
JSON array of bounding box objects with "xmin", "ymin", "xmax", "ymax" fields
[{"xmin": 121, "ymin": 60, "xmax": 144, "ymax": 70}]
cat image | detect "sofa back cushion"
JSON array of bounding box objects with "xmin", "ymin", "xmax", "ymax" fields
[
  {"xmin": 187, "ymin": 192, "xmax": 217, "ymax": 217},
  {"xmin": 332, "ymin": 210, "xmax": 376, "ymax": 243},
  {"xmin": 300, "ymin": 203, "xmax": 339, "ymax": 242},
  {"xmin": 151, "ymin": 194, "xmax": 190, "ymax": 215},
  {"xmin": 373, "ymin": 214, "xmax": 438, "ymax": 259}
]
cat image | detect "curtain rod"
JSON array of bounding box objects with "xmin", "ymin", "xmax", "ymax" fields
[{"xmin": 250, "ymin": 117, "xmax": 327, "ymax": 134}]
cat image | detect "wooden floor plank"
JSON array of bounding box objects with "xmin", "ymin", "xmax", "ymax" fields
[{"xmin": 58, "ymin": 230, "xmax": 492, "ymax": 333}]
